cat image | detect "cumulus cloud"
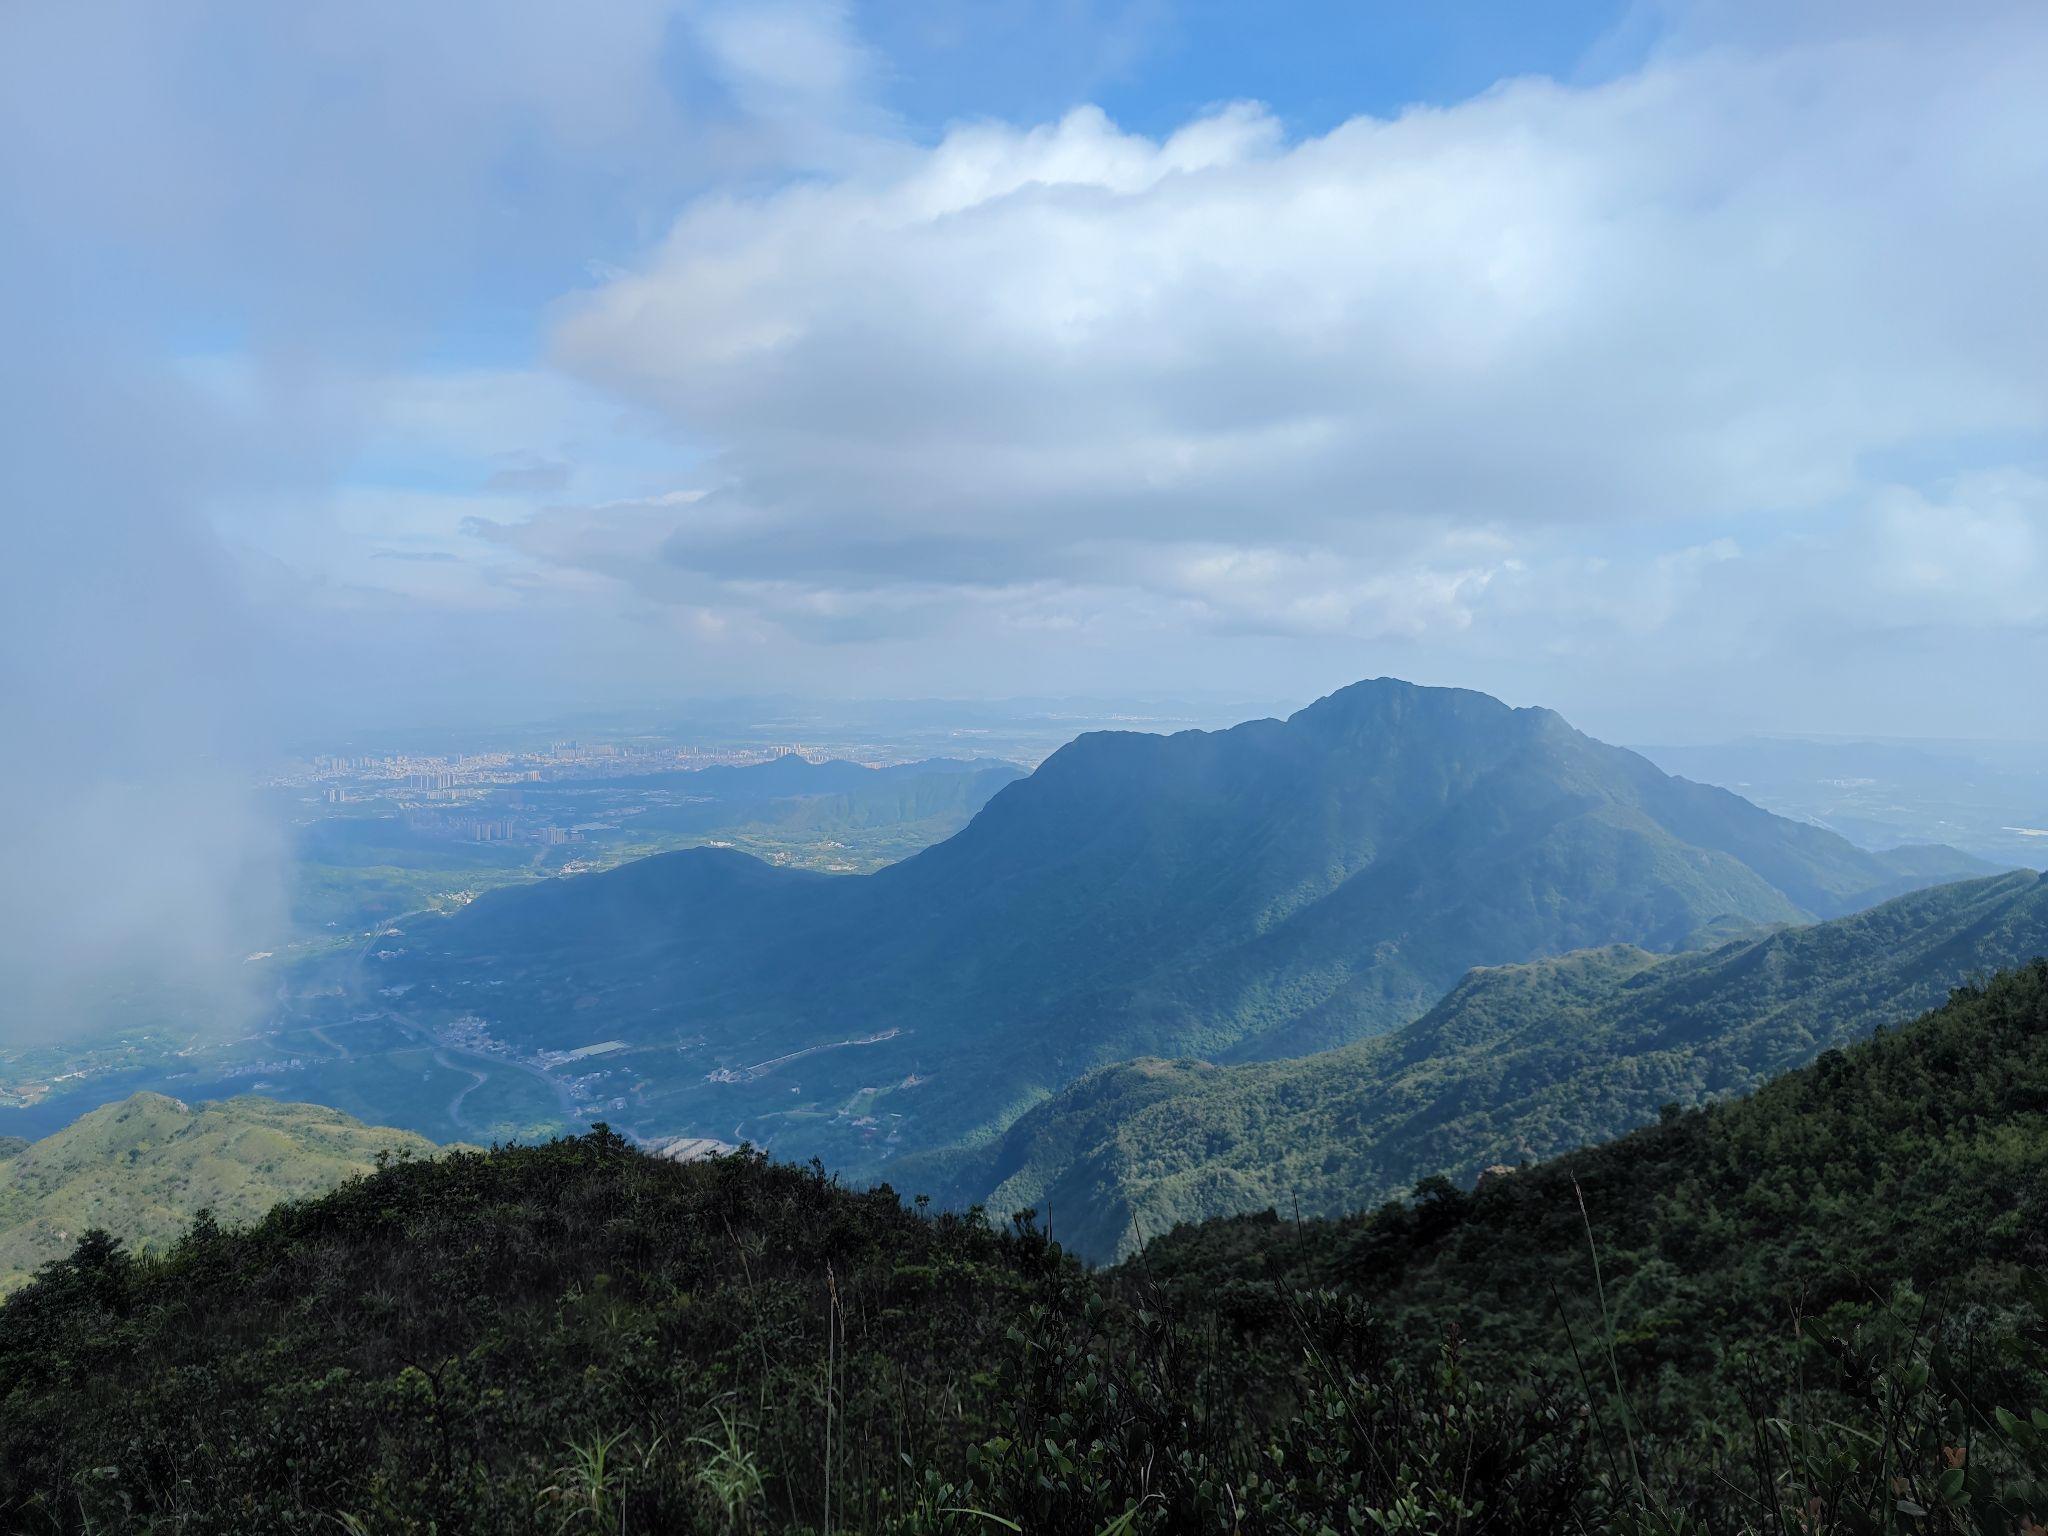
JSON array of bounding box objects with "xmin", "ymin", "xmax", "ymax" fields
[{"xmin": 532, "ymin": 5, "xmax": 2046, "ymax": 700}]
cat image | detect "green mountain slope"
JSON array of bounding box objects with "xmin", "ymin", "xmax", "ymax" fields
[
  {"xmin": 4, "ymin": 968, "xmax": 2046, "ymax": 1532},
  {"xmin": 923, "ymin": 869, "xmax": 2048, "ymax": 1260},
  {"xmin": 1133, "ymin": 962, "xmax": 2048, "ymax": 1424},
  {"xmin": 1121, "ymin": 960, "xmax": 2048, "ymax": 1517},
  {"xmin": 0, "ymin": 1092, "xmax": 444, "ymax": 1292},
  {"xmin": 377, "ymin": 678, "xmax": 1990, "ymax": 1170}
]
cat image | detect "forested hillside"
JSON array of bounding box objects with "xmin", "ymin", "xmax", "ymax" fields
[
  {"xmin": 1134, "ymin": 961, "xmax": 2048, "ymax": 1458},
  {"xmin": 375, "ymin": 679, "xmax": 1986, "ymax": 1169},
  {"xmin": 920, "ymin": 869, "xmax": 2048, "ymax": 1260},
  {"xmin": 2, "ymin": 966, "xmax": 2046, "ymax": 1532}
]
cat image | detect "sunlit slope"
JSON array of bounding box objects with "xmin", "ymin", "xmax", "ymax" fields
[
  {"xmin": 922, "ymin": 869, "xmax": 2048, "ymax": 1260},
  {"xmin": 0, "ymin": 1092, "xmax": 444, "ymax": 1291},
  {"xmin": 1130, "ymin": 959, "xmax": 2048, "ymax": 1417},
  {"xmin": 383, "ymin": 678, "xmax": 1992, "ymax": 1168}
]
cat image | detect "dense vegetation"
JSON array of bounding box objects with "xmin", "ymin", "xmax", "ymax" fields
[
  {"xmin": 0, "ymin": 1093, "xmax": 442, "ymax": 1293},
  {"xmin": 376, "ymin": 679, "xmax": 1986, "ymax": 1170},
  {"xmin": 919, "ymin": 870, "xmax": 2048, "ymax": 1260},
  {"xmin": 4, "ymin": 964, "xmax": 2047, "ymax": 1533},
  {"xmin": 1135, "ymin": 962, "xmax": 2048, "ymax": 1504}
]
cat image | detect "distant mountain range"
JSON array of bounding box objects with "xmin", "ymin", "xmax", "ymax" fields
[
  {"xmin": 908, "ymin": 868, "xmax": 2048, "ymax": 1260},
  {"xmin": 0, "ymin": 1093, "xmax": 443, "ymax": 1292},
  {"xmin": 382, "ymin": 678, "xmax": 1993, "ymax": 1168}
]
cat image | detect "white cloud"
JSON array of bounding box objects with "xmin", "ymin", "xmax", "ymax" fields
[
  {"xmin": 0, "ymin": 0, "xmax": 717, "ymax": 1040},
  {"xmin": 535, "ymin": 8, "xmax": 2047, "ymax": 669},
  {"xmin": 1853, "ymin": 474, "xmax": 2047, "ymax": 630},
  {"xmin": 688, "ymin": 0, "xmax": 891, "ymax": 167},
  {"xmin": 7, "ymin": 0, "xmax": 2045, "ymax": 883}
]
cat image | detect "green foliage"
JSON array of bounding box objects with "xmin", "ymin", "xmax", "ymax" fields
[
  {"xmin": 689, "ymin": 1404, "xmax": 768, "ymax": 1533},
  {"xmin": 2, "ymin": 964, "xmax": 2047, "ymax": 1531},
  {"xmin": 1132, "ymin": 961, "xmax": 2048, "ymax": 1526},
  {"xmin": 934, "ymin": 871, "xmax": 2048, "ymax": 1260},
  {"xmin": 539, "ymin": 1428, "xmax": 632, "ymax": 1531}
]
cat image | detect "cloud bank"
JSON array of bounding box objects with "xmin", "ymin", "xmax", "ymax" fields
[{"xmin": 494, "ymin": 4, "xmax": 2044, "ymax": 732}]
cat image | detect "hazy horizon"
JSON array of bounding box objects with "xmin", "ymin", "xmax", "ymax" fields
[{"xmin": 268, "ymin": 686, "xmax": 2048, "ymax": 774}]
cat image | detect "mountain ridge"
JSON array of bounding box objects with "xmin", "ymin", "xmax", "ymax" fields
[
  {"xmin": 382, "ymin": 677, "xmax": 1994, "ymax": 1166},
  {"xmin": 914, "ymin": 867, "xmax": 2048, "ymax": 1260}
]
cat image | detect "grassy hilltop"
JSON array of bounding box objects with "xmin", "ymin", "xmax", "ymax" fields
[{"xmin": 0, "ymin": 1092, "xmax": 443, "ymax": 1293}]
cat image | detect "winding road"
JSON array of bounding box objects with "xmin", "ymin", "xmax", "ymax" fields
[
  {"xmin": 433, "ymin": 1050, "xmax": 489, "ymax": 1131},
  {"xmin": 318, "ymin": 908, "xmax": 588, "ymax": 1140}
]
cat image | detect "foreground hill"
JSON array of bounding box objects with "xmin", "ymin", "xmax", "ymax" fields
[
  {"xmin": 379, "ymin": 678, "xmax": 1983, "ymax": 1167},
  {"xmin": 1133, "ymin": 961, "xmax": 2048, "ymax": 1440},
  {"xmin": 922, "ymin": 869, "xmax": 2048, "ymax": 1260},
  {"xmin": 3, "ymin": 968, "xmax": 2045, "ymax": 1532},
  {"xmin": 0, "ymin": 1092, "xmax": 442, "ymax": 1292}
]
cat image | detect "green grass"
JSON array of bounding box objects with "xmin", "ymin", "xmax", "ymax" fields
[{"xmin": 0, "ymin": 1092, "xmax": 447, "ymax": 1293}]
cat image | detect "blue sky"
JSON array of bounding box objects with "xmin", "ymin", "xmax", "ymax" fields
[
  {"xmin": 270, "ymin": 1, "xmax": 1647, "ymax": 379},
  {"xmin": 863, "ymin": 0, "xmax": 1642, "ymax": 138}
]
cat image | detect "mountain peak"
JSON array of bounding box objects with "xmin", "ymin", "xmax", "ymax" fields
[
  {"xmin": 1286, "ymin": 677, "xmax": 1565, "ymax": 741},
  {"xmin": 402, "ymin": 677, "xmax": 1982, "ymax": 1170}
]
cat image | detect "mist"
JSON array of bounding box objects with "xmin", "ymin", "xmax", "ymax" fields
[
  {"xmin": 0, "ymin": 311, "xmax": 285, "ymax": 1044},
  {"xmin": 0, "ymin": 0, "xmax": 706, "ymax": 1043}
]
